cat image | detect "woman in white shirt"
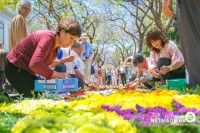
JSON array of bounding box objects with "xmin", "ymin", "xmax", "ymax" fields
[{"xmin": 146, "ymin": 29, "xmax": 185, "ymax": 82}]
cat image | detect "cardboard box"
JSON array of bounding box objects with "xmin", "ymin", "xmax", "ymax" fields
[{"xmin": 34, "ymin": 78, "xmax": 78, "ymax": 93}]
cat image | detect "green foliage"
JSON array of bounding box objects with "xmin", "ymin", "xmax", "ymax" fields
[
  {"xmin": 137, "ymin": 125, "xmax": 200, "ymax": 133},
  {"xmin": 167, "ymin": 28, "xmax": 179, "ymax": 45},
  {"xmin": 0, "ymin": 112, "xmax": 25, "ymax": 133},
  {"xmin": 181, "ymin": 85, "xmax": 200, "ymax": 95},
  {"xmin": 142, "ymin": 44, "xmax": 150, "ymax": 57},
  {"xmin": 0, "ymin": 0, "xmax": 19, "ymax": 11},
  {"xmin": 0, "ymin": 93, "xmax": 13, "ymax": 103}
]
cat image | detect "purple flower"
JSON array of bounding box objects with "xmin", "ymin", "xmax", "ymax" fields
[
  {"xmin": 178, "ymin": 108, "xmax": 197, "ymax": 115},
  {"xmin": 163, "ymin": 112, "xmax": 175, "ymax": 119},
  {"xmin": 146, "ymin": 106, "xmax": 168, "ymax": 114},
  {"xmin": 113, "ymin": 105, "xmax": 122, "ymax": 111},
  {"xmin": 101, "ymin": 105, "xmax": 110, "ymax": 110},
  {"xmin": 196, "ymin": 110, "xmax": 200, "ymax": 116},
  {"xmin": 136, "ymin": 104, "xmax": 146, "ymax": 113},
  {"xmin": 121, "ymin": 113, "xmax": 135, "ymax": 120},
  {"xmin": 102, "ymin": 104, "xmax": 200, "ymax": 127},
  {"xmin": 118, "ymin": 109, "xmax": 134, "ymax": 115},
  {"xmin": 172, "ymin": 100, "xmax": 185, "ymax": 110},
  {"xmin": 173, "ymin": 111, "xmax": 182, "ymax": 116},
  {"xmin": 101, "ymin": 104, "xmax": 122, "ymax": 112}
]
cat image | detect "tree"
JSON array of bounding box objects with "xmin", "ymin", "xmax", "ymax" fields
[
  {"xmin": 27, "ymin": 0, "xmax": 177, "ymax": 67},
  {"xmin": 0, "ymin": 0, "xmax": 19, "ymax": 11}
]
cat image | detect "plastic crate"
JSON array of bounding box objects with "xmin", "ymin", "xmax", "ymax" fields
[
  {"xmin": 162, "ymin": 79, "xmax": 187, "ymax": 91},
  {"xmin": 34, "ymin": 78, "xmax": 78, "ymax": 93}
]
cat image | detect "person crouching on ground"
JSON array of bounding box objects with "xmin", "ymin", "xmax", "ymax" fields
[
  {"xmin": 5, "ymin": 18, "xmax": 81, "ymax": 97},
  {"xmin": 50, "ymin": 42, "xmax": 96, "ymax": 90},
  {"xmin": 146, "ymin": 29, "xmax": 185, "ymax": 84},
  {"xmin": 125, "ymin": 53, "xmax": 153, "ymax": 89}
]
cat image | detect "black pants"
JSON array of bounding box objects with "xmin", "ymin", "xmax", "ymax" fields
[
  {"xmin": 5, "ymin": 60, "xmax": 37, "ymax": 97},
  {"xmin": 120, "ymin": 73, "xmax": 126, "ymax": 86},
  {"xmin": 146, "ymin": 58, "xmax": 185, "ymax": 88},
  {"xmin": 106, "ymin": 75, "xmax": 111, "ymax": 85},
  {"xmin": 157, "ymin": 58, "xmax": 185, "ymax": 80},
  {"xmin": 0, "ymin": 71, "xmax": 5, "ymax": 90}
]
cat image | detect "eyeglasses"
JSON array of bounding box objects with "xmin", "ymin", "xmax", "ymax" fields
[{"xmin": 22, "ymin": 6, "xmax": 31, "ymax": 11}]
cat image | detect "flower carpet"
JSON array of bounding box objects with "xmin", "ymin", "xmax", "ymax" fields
[{"xmin": 0, "ymin": 88, "xmax": 200, "ymax": 133}]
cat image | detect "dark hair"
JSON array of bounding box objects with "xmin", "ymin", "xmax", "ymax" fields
[
  {"xmin": 132, "ymin": 53, "xmax": 145, "ymax": 66},
  {"xmin": 56, "ymin": 18, "xmax": 82, "ymax": 37},
  {"xmin": 71, "ymin": 42, "xmax": 82, "ymax": 49},
  {"xmin": 146, "ymin": 29, "xmax": 169, "ymax": 53},
  {"xmin": 127, "ymin": 58, "xmax": 132, "ymax": 62}
]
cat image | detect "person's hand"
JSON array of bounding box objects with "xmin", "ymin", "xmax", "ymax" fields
[
  {"xmin": 150, "ymin": 68, "xmax": 160, "ymax": 79},
  {"xmin": 88, "ymin": 84, "xmax": 97, "ymax": 90},
  {"xmin": 52, "ymin": 71, "xmax": 71, "ymax": 79},
  {"xmin": 163, "ymin": 0, "xmax": 174, "ymax": 18},
  {"xmin": 125, "ymin": 82, "xmax": 132, "ymax": 88},
  {"xmin": 124, "ymin": 80, "xmax": 138, "ymax": 90},
  {"xmin": 65, "ymin": 55, "xmax": 74, "ymax": 62},
  {"xmin": 129, "ymin": 81, "xmax": 139, "ymax": 88},
  {"xmin": 124, "ymin": 82, "xmax": 137, "ymax": 90},
  {"xmin": 160, "ymin": 65, "xmax": 170, "ymax": 75}
]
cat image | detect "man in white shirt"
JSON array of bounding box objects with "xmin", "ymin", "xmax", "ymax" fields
[{"xmin": 51, "ymin": 42, "xmax": 94, "ymax": 89}]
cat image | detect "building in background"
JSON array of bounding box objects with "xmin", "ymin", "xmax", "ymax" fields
[{"xmin": 0, "ymin": 8, "xmax": 16, "ymax": 52}]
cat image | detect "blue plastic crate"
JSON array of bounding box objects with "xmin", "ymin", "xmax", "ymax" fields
[{"xmin": 34, "ymin": 78, "xmax": 78, "ymax": 93}]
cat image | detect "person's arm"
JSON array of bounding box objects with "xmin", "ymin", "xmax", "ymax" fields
[
  {"xmin": 148, "ymin": 53, "xmax": 160, "ymax": 78},
  {"xmin": 49, "ymin": 55, "xmax": 74, "ymax": 68},
  {"xmin": 83, "ymin": 78, "xmax": 97, "ymax": 90},
  {"xmin": 136, "ymin": 68, "xmax": 143, "ymax": 81},
  {"xmin": 160, "ymin": 41, "xmax": 184, "ymax": 74},
  {"xmin": 29, "ymin": 36, "xmax": 70, "ymax": 79},
  {"xmin": 129, "ymin": 76, "xmax": 148, "ymax": 88},
  {"xmin": 125, "ymin": 69, "xmax": 143, "ymax": 88},
  {"xmin": 51, "ymin": 71, "xmax": 70, "ymax": 79},
  {"xmin": 149, "ymin": 67, "xmax": 160, "ymax": 79},
  {"xmin": 163, "ymin": 0, "xmax": 174, "ymax": 18},
  {"xmin": 74, "ymin": 69, "xmax": 84, "ymax": 79}
]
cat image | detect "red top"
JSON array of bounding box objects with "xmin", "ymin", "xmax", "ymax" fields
[{"xmin": 7, "ymin": 30, "xmax": 59, "ymax": 79}]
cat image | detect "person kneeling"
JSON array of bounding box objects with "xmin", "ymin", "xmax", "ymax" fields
[{"xmin": 51, "ymin": 42, "xmax": 96, "ymax": 90}]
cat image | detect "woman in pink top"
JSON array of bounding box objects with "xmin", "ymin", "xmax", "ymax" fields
[
  {"xmin": 5, "ymin": 18, "xmax": 81, "ymax": 97},
  {"xmin": 146, "ymin": 29, "xmax": 185, "ymax": 82}
]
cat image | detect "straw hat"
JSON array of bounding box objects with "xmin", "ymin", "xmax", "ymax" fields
[{"xmin": 80, "ymin": 33, "xmax": 89, "ymax": 38}]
